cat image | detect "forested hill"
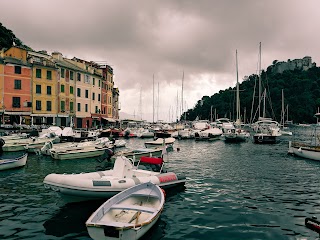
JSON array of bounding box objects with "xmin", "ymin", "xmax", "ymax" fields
[
  {"xmin": 0, "ymin": 22, "xmax": 32, "ymax": 50},
  {"xmin": 184, "ymin": 66, "xmax": 320, "ymax": 124}
]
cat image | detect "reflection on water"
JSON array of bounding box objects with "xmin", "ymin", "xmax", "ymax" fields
[{"xmin": 1, "ymin": 126, "xmax": 320, "ymax": 239}]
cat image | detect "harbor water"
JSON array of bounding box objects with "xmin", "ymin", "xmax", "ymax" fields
[{"xmin": 0, "ymin": 126, "xmax": 320, "ymax": 239}]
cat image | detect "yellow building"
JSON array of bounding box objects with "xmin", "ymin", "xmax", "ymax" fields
[{"xmin": 28, "ymin": 51, "xmax": 58, "ymax": 125}]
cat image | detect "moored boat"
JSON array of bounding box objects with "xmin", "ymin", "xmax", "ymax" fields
[
  {"xmin": 288, "ymin": 141, "xmax": 320, "ymax": 161},
  {"xmin": 0, "ymin": 153, "xmax": 28, "ymax": 171},
  {"xmin": 111, "ymin": 148, "xmax": 163, "ymax": 162},
  {"xmin": 50, "ymin": 145, "xmax": 110, "ymax": 160},
  {"xmin": 144, "ymin": 137, "xmax": 175, "ymax": 148},
  {"xmin": 43, "ymin": 155, "xmax": 186, "ymax": 203},
  {"xmin": 86, "ymin": 182, "xmax": 165, "ymax": 240}
]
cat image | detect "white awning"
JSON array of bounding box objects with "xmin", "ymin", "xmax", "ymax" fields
[
  {"xmin": 103, "ymin": 117, "xmax": 116, "ymax": 123},
  {"xmin": 5, "ymin": 111, "xmax": 31, "ymax": 115},
  {"xmin": 30, "ymin": 114, "xmax": 57, "ymax": 117}
]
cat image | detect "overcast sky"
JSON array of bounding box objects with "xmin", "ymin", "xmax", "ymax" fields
[{"xmin": 1, "ymin": 0, "xmax": 319, "ymax": 122}]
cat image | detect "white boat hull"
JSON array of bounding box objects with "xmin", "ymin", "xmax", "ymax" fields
[
  {"xmin": 43, "ymin": 156, "xmax": 186, "ymax": 203},
  {"xmin": 86, "ymin": 182, "xmax": 164, "ymax": 240},
  {"xmin": 50, "ymin": 147, "xmax": 107, "ymax": 160},
  {"xmin": 0, "ymin": 153, "xmax": 28, "ymax": 171},
  {"xmin": 289, "ymin": 141, "xmax": 320, "ymax": 161}
]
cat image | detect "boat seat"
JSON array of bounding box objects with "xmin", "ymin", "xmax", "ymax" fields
[
  {"xmin": 110, "ymin": 204, "xmax": 156, "ymax": 213},
  {"xmin": 96, "ymin": 220, "xmax": 135, "ymax": 228}
]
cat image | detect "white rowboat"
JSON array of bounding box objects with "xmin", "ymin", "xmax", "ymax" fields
[
  {"xmin": 0, "ymin": 153, "xmax": 28, "ymax": 171},
  {"xmin": 86, "ymin": 182, "xmax": 164, "ymax": 240}
]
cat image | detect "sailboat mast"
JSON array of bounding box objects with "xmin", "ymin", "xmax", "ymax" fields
[
  {"xmin": 281, "ymin": 89, "xmax": 285, "ymax": 126},
  {"xmin": 258, "ymin": 42, "xmax": 262, "ymax": 119},
  {"xmin": 153, "ymin": 74, "xmax": 155, "ymax": 123},
  {"xmin": 236, "ymin": 50, "xmax": 240, "ymax": 122},
  {"xmin": 181, "ymin": 71, "xmax": 184, "ymax": 122},
  {"xmin": 157, "ymin": 82, "xmax": 159, "ymax": 122}
]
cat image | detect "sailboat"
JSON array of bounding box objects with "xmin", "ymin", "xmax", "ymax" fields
[
  {"xmin": 222, "ymin": 50, "xmax": 250, "ymax": 142},
  {"xmin": 280, "ymin": 89, "xmax": 293, "ymax": 136},
  {"xmin": 252, "ymin": 43, "xmax": 281, "ymax": 144}
]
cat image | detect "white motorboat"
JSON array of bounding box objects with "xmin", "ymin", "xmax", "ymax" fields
[
  {"xmin": 40, "ymin": 137, "xmax": 112, "ymax": 156},
  {"xmin": 50, "ymin": 144, "xmax": 110, "ymax": 160},
  {"xmin": 178, "ymin": 128, "xmax": 195, "ymax": 139},
  {"xmin": 114, "ymin": 139, "xmax": 126, "ymax": 148},
  {"xmin": 195, "ymin": 127, "xmax": 222, "ymax": 141},
  {"xmin": 86, "ymin": 182, "xmax": 165, "ymax": 240},
  {"xmin": 111, "ymin": 148, "xmax": 163, "ymax": 162},
  {"xmin": 0, "ymin": 153, "xmax": 28, "ymax": 171},
  {"xmin": 252, "ymin": 118, "xmax": 281, "ymax": 144},
  {"xmin": 137, "ymin": 129, "xmax": 154, "ymax": 139},
  {"xmin": 144, "ymin": 138, "xmax": 175, "ymax": 148},
  {"xmin": 2, "ymin": 134, "xmax": 60, "ymax": 152},
  {"xmin": 43, "ymin": 155, "xmax": 186, "ymax": 203},
  {"xmin": 222, "ymin": 122, "xmax": 250, "ymax": 142}
]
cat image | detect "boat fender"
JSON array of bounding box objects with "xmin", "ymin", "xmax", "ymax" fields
[{"xmin": 161, "ymin": 188, "xmax": 166, "ymax": 199}]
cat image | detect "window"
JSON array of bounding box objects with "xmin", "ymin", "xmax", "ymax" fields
[
  {"xmin": 70, "ymin": 86, "xmax": 74, "ymax": 94},
  {"xmin": 93, "ymin": 78, "xmax": 95, "ymax": 85},
  {"xmin": 77, "ymin": 73, "xmax": 81, "ymax": 81},
  {"xmin": 14, "ymin": 66, "xmax": 21, "ymax": 74},
  {"xmin": 61, "ymin": 68, "xmax": 65, "ymax": 78},
  {"xmin": 92, "ymin": 92, "xmax": 95, "ymax": 100},
  {"xmin": 109, "ymin": 96, "xmax": 112, "ymax": 104},
  {"xmin": 108, "ymin": 107, "xmax": 111, "ymax": 114},
  {"xmin": 47, "ymin": 70, "xmax": 52, "ymax": 80},
  {"xmin": 85, "ymin": 90, "xmax": 89, "ymax": 98},
  {"xmin": 77, "ymin": 103, "xmax": 81, "ymax": 111},
  {"xmin": 70, "ymin": 71, "xmax": 74, "ymax": 80},
  {"xmin": 95, "ymin": 106, "xmax": 98, "ymax": 113},
  {"xmin": 60, "ymin": 101, "xmax": 65, "ymax": 112},
  {"xmin": 84, "ymin": 74, "xmax": 90, "ymax": 83},
  {"xmin": 36, "ymin": 100, "xmax": 41, "ymax": 110},
  {"xmin": 61, "ymin": 84, "xmax": 65, "ymax": 93},
  {"xmin": 12, "ymin": 97, "xmax": 20, "ymax": 108},
  {"xmin": 98, "ymin": 80, "xmax": 101, "ymax": 87},
  {"xmin": 77, "ymin": 88, "xmax": 81, "ymax": 97},
  {"xmin": 47, "ymin": 86, "xmax": 52, "ymax": 95},
  {"xmin": 98, "ymin": 94, "xmax": 100, "ymax": 101},
  {"xmin": 85, "ymin": 104, "xmax": 88, "ymax": 112},
  {"xmin": 14, "ymin": 79, "xmax": 21, "ymax": 89},
  {"xmin": 36, "ymin": 85, "xmax": 41, "ymax": 94},
  {"xmin": 70, "ymin": 102, "xmax": 74, "ymax": 112},
  {"xmin": 36, "ymin": 69, "xmax": 41, "ymax": 78},
  {"xmin": 46, "ymin": 101, "xmax": 52, "ymax": 111}
]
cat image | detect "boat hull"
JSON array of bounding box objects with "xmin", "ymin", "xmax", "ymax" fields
[
  {"xmin": 0, "ymin": 153, "xmax": 28, "ymax": 171},
  {"xmin": 43, "ymin": 175, "xmax": 186, "ymax": 203},
  {"xmin": 50, "ymin": 148, "xmax": 107, "ymax": 160},
  {"xmin": 86, "ymin": 182, "xmax": 164, "ymax": 240},
  {"xmin": 289, "ymin": 141, "xmax": 320, "ymax": 161},
  {"xmin": 253, "ymin": 135, "xmax": 277, "ymax": 144}
]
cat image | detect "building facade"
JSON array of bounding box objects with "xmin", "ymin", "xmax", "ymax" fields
[{"xmin": 0, "ymin": 47, "xmax": 120, "ymax": 128}]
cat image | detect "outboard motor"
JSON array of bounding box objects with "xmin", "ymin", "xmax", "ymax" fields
[
  {"xmin": 96, "ymin": 149, "xmax": 114, "ymax": 171},
  {"xmin": 0, "ymin": 138, "xmax": 5, "ymax": 154}
]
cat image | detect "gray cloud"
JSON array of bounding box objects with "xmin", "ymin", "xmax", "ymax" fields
[{"xmin": 1, "ymin": 0, "xmax": 319, "ymax": 120}]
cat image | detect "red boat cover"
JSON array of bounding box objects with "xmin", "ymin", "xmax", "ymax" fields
[{"xmin": 140, "ymin": 156, "xmax": 163, "ymax": 165}]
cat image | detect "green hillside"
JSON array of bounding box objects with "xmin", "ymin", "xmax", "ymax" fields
[
  {"xmin": 0, "ymin": 22, "xmax": 32, "ymax": 50},
  {"xmin": 184, "ymin": 66, "xmax": 320, "ymax": 124}
]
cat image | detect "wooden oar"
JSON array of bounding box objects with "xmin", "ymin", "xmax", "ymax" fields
[{"xmin": 128, "ymin": 201, "xmax": 142, "ymax": 224}]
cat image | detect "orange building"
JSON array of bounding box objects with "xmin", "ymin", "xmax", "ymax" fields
[{"xmin": 1, "ymin": 47, "xmax": 32, "ymax": 125}]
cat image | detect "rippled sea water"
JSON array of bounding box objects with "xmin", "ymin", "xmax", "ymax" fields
[{"xmin": 1, "ymin": 126, "xmax": 320, "ymax": 240}]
